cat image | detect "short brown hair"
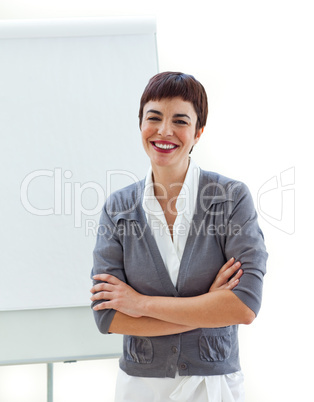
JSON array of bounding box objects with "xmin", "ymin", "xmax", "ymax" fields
[{"xmin": 139, "ymin": 72, "xmax": 208, "ymax": 133}]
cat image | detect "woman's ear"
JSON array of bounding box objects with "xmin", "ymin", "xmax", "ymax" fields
[{"xmin": 194, "ymin": 127, "xmax": 204, "ymax": 144}]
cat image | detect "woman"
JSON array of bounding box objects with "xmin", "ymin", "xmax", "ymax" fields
[{"xmin": 90, "ymin": 72, "xmax": 267, "ymax": 401}]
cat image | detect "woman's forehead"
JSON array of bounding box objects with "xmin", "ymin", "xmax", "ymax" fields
[{"xmin": 143, "ymin": 97, "xmax": 196, "ymax": 114}]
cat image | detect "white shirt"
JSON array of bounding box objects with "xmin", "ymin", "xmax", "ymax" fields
[
  {"xmin": 114, "ymin": 159, "xmax": 245, "ymax": 402},
  {"xmin": 142, "ymin": 158, "xmax": 200, "ymax": 287}
]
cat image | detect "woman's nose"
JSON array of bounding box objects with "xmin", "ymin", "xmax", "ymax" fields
[{"xmin": 158, "ymin": 121, "xmax": 173, "ymax": 137}]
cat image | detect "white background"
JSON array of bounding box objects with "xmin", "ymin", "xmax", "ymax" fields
[{"xmin": 0, "ymin": 1, "xmax": 313, "ymax": 401}]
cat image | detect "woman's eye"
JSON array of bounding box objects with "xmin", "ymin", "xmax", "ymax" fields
[
  {"xmin": 174, "ymin": 120, "xmax": 188, "ymax": 125},
  {"xmin": 147, "ymin": 116, "xmax": 161, "ymax": 121}
]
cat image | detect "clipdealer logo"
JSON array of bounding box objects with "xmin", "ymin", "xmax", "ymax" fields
[
  {"xmin": 20, "ymin": 168, "xmax": 140, "ymax": 230},
  {"xmin": 20, "ymin": 166, "xmax": 296, "ymax": 236},
  {"xmin": 257, "ymin": 167, "xmax": 295, "ymax": 235}
]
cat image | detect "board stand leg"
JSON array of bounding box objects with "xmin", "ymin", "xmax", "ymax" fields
[{"xmin": 47, "ymin": 363, "xmax": 53, "ymax": 402}]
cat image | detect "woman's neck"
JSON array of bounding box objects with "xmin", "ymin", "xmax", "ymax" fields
[{"xmin": 151, "ymin": 158, "xmax": 190, "ymax": 200}]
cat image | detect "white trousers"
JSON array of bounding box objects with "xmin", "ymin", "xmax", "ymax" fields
[{"xmin": 114, "ymin": 368, "xmax": 245, "ymax": 402}]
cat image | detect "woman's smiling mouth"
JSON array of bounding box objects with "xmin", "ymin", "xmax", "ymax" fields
[{"xmin": 151, "ymin": 141, "xmax": 179, "ymax": 153}]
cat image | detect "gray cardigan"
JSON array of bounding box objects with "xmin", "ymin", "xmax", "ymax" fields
[{"xmin": 91, "ymin": 169, "xmax": 268, "ymax": 378}]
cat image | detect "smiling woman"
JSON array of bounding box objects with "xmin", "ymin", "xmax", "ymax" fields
[
  {"xmin": 141, "ymin": 97, "xmax": 203, "ymax": 174},
  {"xmin": 90, "ymin": 72, "xmax": 268, "ymax": 402}
]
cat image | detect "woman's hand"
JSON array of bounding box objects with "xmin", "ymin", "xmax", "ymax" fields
[
  {"xmin": 90, "ymin": 274, "xmax": 144, "ymax": 317},
  {"xmin": 91, "ymin": 258, "xmax": 242, "ymax": 318},
  {"xmin": 209, "ymin": 257, "xmax": 243, "ymax": 292}
]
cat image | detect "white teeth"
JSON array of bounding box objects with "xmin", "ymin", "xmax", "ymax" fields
[{"xmin": 154, "ymin": 142, "xmax": 176, "ymax": 150}]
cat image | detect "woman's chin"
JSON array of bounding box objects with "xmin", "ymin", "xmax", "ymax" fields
[{"xmin": 149, "ymin": 155, "xmax": 190, "ymax": 173}]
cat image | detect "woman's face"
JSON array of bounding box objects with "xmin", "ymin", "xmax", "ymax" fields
[{"xmin": 141, "ymin": 97, "xmax": 203, "ymax": 172}]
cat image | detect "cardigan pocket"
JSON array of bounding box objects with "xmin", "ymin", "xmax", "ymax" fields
[
  {"xmin": 125, "ymin": 336, "xmax": 153, "ymax": 364},
  {"xmin": 199, "ymin": 327, "xmax": 232, "ymax": 362}
]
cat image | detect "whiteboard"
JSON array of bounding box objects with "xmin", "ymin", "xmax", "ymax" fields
[
  {"xmin": 0, "ymin": 306, "xmax": 123, "ymax": 365},
  {"xmin": 0, "ymin": 17, "xmax": 157, "ymax": 311}
]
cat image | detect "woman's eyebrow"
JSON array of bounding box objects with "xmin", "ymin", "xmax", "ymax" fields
[
  {"xmin": 146, "ymin": 110, "xmax": 191, "ymax": 120},
  {"xmin": 146, "ymin": 109, "xmax": 162, "ymax": 116},
  {"xmin": 173, "ymin": 113, "xmax": 191, "ymax": 120}
]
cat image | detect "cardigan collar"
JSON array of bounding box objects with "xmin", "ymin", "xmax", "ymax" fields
[{"xmin": 108, "ymin": 168, "xmax": 234, "ymax": 225}]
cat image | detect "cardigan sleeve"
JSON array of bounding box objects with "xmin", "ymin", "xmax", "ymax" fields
[
  {"xmin": 224, "ymin": 181, "xmax": 268, "ymax": 316},
  {"xmin": 90, "ymin": 203, "xmax": 126, "ymax": 334}
]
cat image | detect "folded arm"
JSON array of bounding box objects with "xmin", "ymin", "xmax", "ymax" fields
[
  {"xmin": 107, "ymin": 312, "xmax": 196, "ymax": 336},
  {"xmin": 91, "ymin": 181, "xmax": 267, "ymax": 336},
  {"xmin": 91, "ymin": 258, "xmax": 250, "ymax": 333}
]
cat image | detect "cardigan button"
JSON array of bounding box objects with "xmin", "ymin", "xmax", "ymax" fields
[
  {"xmin": 180, "ymin": 363, "xmax": 187, "ymax": 370},
  {"xmin": 171, "ymin": 346, "xmax": 178, "ymax": 354}
]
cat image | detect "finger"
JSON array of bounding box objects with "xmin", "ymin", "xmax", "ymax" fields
[
  {"xmin": 216, "ymin": 261, "xmax": 241, "ymax": 286},
  {"xmin": 219, "ymin": 257, "xmax": 235, "ymax": 273},
  {"xmin": 90, "ymin": 283, "xmax": 116, "ymax": 299},
  {"xmin": 90, "ymin": 282, "xmax": 115, "ymax": 294},
  {"xmin": 92, "ymin": 274, "xmax": 121, "ymax": 284},
  {"xmin": 226, "ymin": 278, "xmax": 240, "ymax": 290},
  {"xmin": 233, "ymin": 268, "xmax": 243, "ymax": 280},
  {"xmin": 213, "ymin": 258, "xmax": 237, "ymax": 287},
  {"xmin": 225, "ymin": 261, "xmax": 242, "ymax": 281},
  {"xmin": 226, "ymin": 269, "xmax": 243, "ymax": 289},
  {"xmin": 90, "ymin": 290, "xmax": 113, "ymax": 301},
  {"xmin": 93, "ymin": 301, "xmax": 112, "ymax": 311}
]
